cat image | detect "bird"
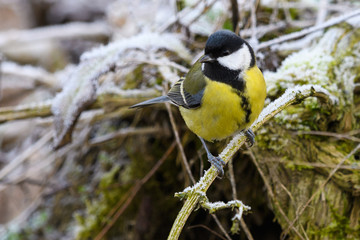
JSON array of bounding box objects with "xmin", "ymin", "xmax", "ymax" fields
[{"xmin": 130, "ymin": 30, "xmax": 266, "ymax": 176}]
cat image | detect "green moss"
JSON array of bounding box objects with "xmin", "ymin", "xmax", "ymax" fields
[
  {"xmin": 285, "ymin": 162, "xmax": 314, "ymax": 171},
  {"xmin": 222, "ymin": 19, "xmax": 233, "ymax": 32},
  {"xmin": 309, "ymin": 203, "xmax": 360, "ymax": 239},
  {"xmin": 75, "ymin": 164, "xmax": 129, "ymax": 240}
]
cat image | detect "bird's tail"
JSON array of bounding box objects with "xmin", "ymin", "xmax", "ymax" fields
[{"xmin": 129, "ymin": 95, "xmax": 170, "ymax": 108}]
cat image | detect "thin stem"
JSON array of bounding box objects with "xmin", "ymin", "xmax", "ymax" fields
[
  {"xmin": 228, "ymin": 159, "xmax": 254, "ymax": 240},
  {"xmin": 94, "ymin": 141, "xmax": 176, "ymax": 240},
  {"xmin": 165, "ymin": 102, "xmax": 196, "ymax": 184}
]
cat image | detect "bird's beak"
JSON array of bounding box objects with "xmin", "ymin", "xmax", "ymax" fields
[{"xmin": 200, "ymin": 54, "xmax": 215, "ymax": 63}]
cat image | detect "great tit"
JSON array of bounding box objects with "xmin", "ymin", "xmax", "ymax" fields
[{"xmin": 130, "ymin": 30, "xmax": 266, "ymax": 176}]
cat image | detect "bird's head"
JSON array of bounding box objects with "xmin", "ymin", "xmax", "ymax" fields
[{"xmin": 200, "ymin": 30, "xmax": 255, "ymax": 72}]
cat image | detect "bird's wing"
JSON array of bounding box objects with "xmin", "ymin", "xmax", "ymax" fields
[
  {"xmin": 167, "ymin": 60, "xmax": 206, "ymax": 109},
  {"xmin": 167, "ymin": 78, "xmax": 204, "ymax": 109}
]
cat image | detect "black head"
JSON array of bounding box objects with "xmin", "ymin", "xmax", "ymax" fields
[
  {"xmin": 200, "ymin": 30, "xmax": 255, "ymax": 71},
  {"xmin": 204, "ymin": 30, "xmax": 245, "ymax": 59},
  {"xmin": 199, "ymin": 30, "xmax": 256, "ymax": 91}
]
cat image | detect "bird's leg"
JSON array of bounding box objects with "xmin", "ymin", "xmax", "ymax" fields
[
  {"xmin": 244, "ymin": 129, "xmax": 255, "ymax": 147},
  {"xmin": 199, "ymin": 137, "xmax": 225, "ymax": 176}
]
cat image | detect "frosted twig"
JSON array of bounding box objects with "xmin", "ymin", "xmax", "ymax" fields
[
  {"xmin": 281, "ymin": 143, "xmax": 360, "ymax": 239},
  {"xmin": 0, "ymin": 54, "xmax": 3, "ymax": 101},
  {"xmin": 1, "ymin": 61, "xmax": 58, "ymax": 89},
  {"xmin": 0, "ymin": 131, "xmax": 53, "ymax": 180},
  {"xmin": 0, "ymin": 22, "xmax": 110, "ymax": 48},
  {"xmin": 201, "ymin": 198, "xmax": 251, "ymax": 215},
  {"xmin": 127, "ymin": 57, "xmax": 189, "ymax": 73},
  {"xmin": 256, "ymin": 9, "xmax": 360, "ymax": 51},
  {"xmin": 180, "ymin": 0, "xmax": 218, "ymax": 28},
  {"xmin": 158, "ymin": 0, "xmax": 217, "ymax": 32},
  {"xmin": 0, "ymin": 89, "xmax": 159, "ymax": 124},
  {"xmin": 0, "ymin": 100, "xmax": 53, "ymax": 124},
  {"xmin": 240, "ymin": 21, "xmax": 287, "ymax": 39},
  {"xmin": 249, "ymin": 0, "xmax": 258, "ymax": 45},
  {"xmin": 167, "ymin": 85, "xmax": 335, "ymax": 240},
  {"xmin": 316, "ymin": 0, "xmax": 328, "ymax": 25}
]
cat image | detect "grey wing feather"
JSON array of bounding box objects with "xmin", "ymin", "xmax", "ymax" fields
[{"xmin": 167, "ymin": 78, "xmax": 203, "ymax": 109}]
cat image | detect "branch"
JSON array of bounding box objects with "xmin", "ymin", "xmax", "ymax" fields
[
  {"xmin": 167, "ymin": 85, "xmax": 337, "ymax": 240},
  {"xmin": 0, "ymin": 88, "xmax": 159, "ymax": 124},
  {"xmin": 0, "ymin": 22, "xmax": 110, "ymax": 48},
  {"xmin": 256, "ymin": 9, "xmax": 360, "ymax": 51}
]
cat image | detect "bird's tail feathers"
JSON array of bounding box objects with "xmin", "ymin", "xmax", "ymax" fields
[{"xmin": 129, "ymin": 95, "xmax": 170, "ymax": 108}]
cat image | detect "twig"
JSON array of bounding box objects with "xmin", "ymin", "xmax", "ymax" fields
[
  {"xmin": 0, "ymin": 22, "xmax": 110, "ymax": 48},
  {"xmin": 188, "ymin": 224, "xmax": 227, "ymax": 240},
  {"xmin": 0, "ymin": 100, "xmax": 53, "ymax": 124},
  {"xmin": 228, "ymin": 159, "xmax": 254, "ymax": 240},
  {"xmin": 183, "ymin": 0, "xmax": 218, "ymax": 28},
  {"xmin": 167, "ymin": 85, "xmax": 335, "ymax": 240},
  {"xmin": 240, "ymin": 21, "xmax": 287, "ymax": 39},
  {"xmin": 264, "ymin": 2, "xmax": 355, "ymax": 13},
  {"xmin": 265, "ymin": 159, "xmax": 360, "ymax": 170},
  {"xmin": 127, "ymin": 57, "xmax": 189, "ymax": 73},
  {"xmin": 165, "ymin": 101, "xmax": 196, "ymax": 184},
  {"xmin": 94, "ymin": 141, "xmax": 177, "ymax": 240},
  {"xmin": 0, "ymin": 89, "xmax": 159, "ymax": 124},
  {"xmin": 249, "ymin": 0, "xmax": 258, "ymax": 44},
  {"xmin": 0, "ymin": 54, "xmax": 3, "ymax": 101},
  {"xmin": 228, "ymin": 159, "xmax": 237, "ymax": 200},
  {"xmin": 1, "ymin": 61, "xmax": 58, "ymax": 89},
  {"xmin": 89, "ymin": 126, "xmax": 165, "ymax": 146},
  {"xmin": 256, "ymin": 9, "xmax": 360, "ymax": 51},
  {"xmin": 0, "ymin": 131, "xmax": 53, "ymax": 180},
  {"xmin": 158, "ymin": 0, "xmax": 217, "ymax": 33},
  {"xmin": 281, "ymin": 143, "xmax": 360, "ymax": 239},
  {"xmin": 211, "ymin": 214, "xmax": 232, "ymax": 240},
  {"xmin": 230, "ymin": 0, "xmax": 240, "ymax": 34},
  {"xmin": 295, "ymin": 130, "xmax": 360, "ymax": 142},
  {"xmin": 316, "ymin": 0, "xmax": 328, "ymax": 25}
]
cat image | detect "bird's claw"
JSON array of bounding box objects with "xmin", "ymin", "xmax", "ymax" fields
[
  {"xmin": 244, "ymin": 129, "xmax": 255, "ymax": 147},
  {"xmin": 208, "ymin": 154, "xmax": 226, "ymax": 177}
]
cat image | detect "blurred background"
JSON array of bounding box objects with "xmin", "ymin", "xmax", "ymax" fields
[{"xmin": 0, "ymin": 0, "xmax": 360, "ymax": 239}]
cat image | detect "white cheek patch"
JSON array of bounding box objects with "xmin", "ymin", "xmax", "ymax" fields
[{"xmin": 217, "ymin": 45, "xmax": 251, "ymax": 71}]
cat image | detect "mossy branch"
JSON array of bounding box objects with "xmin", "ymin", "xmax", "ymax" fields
[{"xmin": 167, "ymin": 84, "xmax": 337, "ymax": 240}]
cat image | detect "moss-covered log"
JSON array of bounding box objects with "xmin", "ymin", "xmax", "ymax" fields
[{"xmin": 254, "ymin": 25, "xmax": 360, "ymax": 239}]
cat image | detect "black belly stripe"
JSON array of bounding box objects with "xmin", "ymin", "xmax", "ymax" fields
[
  {"xmin": 232, "ymin": 89, "xmax": 252, "ymax": 124},
  {"xmin": 241, "ymin": 95, "xmax": 251, "ymax": 123}
]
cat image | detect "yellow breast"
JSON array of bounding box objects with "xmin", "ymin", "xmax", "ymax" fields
[{"xmin": 179, "ymin": 66, "xmax": 266, "ymax": 142}]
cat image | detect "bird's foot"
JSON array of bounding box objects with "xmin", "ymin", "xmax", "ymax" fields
[
  {"xmin": 207, "ymin": 154, "xmax": 226, "ymax": 177},
  {"xmin": 244, "ymin": 129, "xmax": 255, "ymax": 147}
]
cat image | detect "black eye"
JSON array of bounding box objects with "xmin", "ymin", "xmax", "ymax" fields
[{"xmin": 222, "ymin": 50, "xmax": 230, "ymax": 56}]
